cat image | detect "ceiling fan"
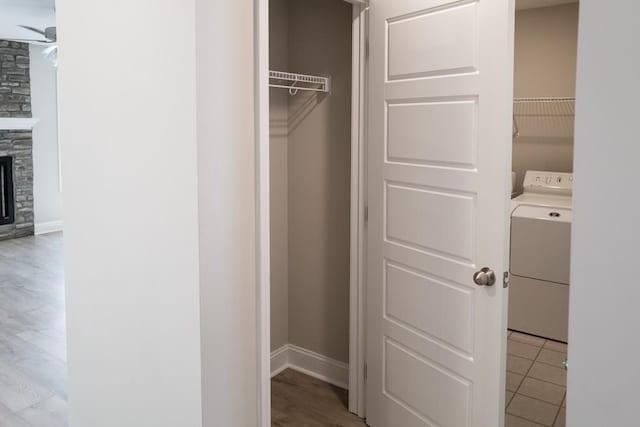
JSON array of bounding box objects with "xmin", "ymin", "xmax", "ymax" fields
[
  {"xmin": 16, "ymin": 25, "xmax": 56, "ymax": 43},
  {"xmin": 13, "ymin": 25, "xmax": 58, "ymax": 67}
]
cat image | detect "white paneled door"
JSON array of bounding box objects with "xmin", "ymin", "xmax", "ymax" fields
[{"xmin": 366, "ymin": 0, "xmax": 514, "ymax": 426}]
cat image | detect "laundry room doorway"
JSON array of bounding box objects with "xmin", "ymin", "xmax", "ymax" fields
[
  {"xmin": 255, "ymin": 0, "xmax": 580, "ymax": 426},
  {"xmin": 505, "ymin": 2, "xmax": 579, "ymax": 426}
]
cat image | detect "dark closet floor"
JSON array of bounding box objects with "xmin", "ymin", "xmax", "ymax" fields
[{"xmin": 272, "ymin": 369, "xmax": 367, "ymax": 427}]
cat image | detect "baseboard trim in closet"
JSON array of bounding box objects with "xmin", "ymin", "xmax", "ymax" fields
[
  {"xmin": 271, "ymin": 345, "xmax": 290, "ymax": 378},
  {"xmin": 270, "ymin": 344, "xmax": 349, "ymax": 390}
]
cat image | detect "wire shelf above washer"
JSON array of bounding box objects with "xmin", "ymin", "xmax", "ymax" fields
[
  {"xmin": 269, "ymin": 70, "xmax": 331, "ymax": 95},
  {"xmin": 513, "ymin": 97, "xmax": 576, "ymax": 139},
  {"xmin": 514, "ymin": 97, "xmax": 575, "ymax": 116}
]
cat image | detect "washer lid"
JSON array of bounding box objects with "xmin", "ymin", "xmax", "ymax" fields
[
  {"xmin": 511, "ymin": 192, "xmax": 572, "ymax": 208},
  {"xmin": 512, "ymin": 205, "xmax": 572, "ymax": 223}
]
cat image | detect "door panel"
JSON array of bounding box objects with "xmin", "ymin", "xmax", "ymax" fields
[
  {"xmin": 387, "ymin": 99, "xmax": 478, "ymax": 168},
  {"xmin": 385, "ymin": 338, "xmax": 471, "ymax": 426},
  {"xmin": 386, "ymin": 183, "xmax": 476, "ymax": 262},
  {"xmin": 387, "ymin": 2, "xmax": 479, "ymax": 80},
  {"xmin": 367, "ymin": 0, "xmax": 514, "ymax": 425},
  {"xmin": 385, "ymin": 261, "xmax": 474, "ymax": 355}
]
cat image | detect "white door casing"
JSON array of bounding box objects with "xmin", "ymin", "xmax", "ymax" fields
[{"xmin": 366, "ymin": 0, "xmax": 514, "ymax": 426}]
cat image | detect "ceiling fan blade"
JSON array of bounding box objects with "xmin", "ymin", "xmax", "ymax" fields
[
  {"xmin": 18, "ymin": 25, "xmax": 48, "ymax": 38},
  {"xmin": 8, "ymin": 38, "xmax": 53, "ymax": 45}
]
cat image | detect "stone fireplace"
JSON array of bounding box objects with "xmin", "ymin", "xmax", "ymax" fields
[
  {"xmin": 0, "ymin": 155, "xmax": 14, "ymax": 225},
  {"xmin": 0, "ymin": 131, "xmax": 33, "ymax": 239},
  {"xmin": 0, "ymin": 41, "xmax": 34, "ymax": 240}
]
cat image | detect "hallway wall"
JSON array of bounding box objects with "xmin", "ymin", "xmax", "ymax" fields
[
  {"xmin": 569, "ymin": 1, "xmax": 640, "ymax": 424},
  {"xmin": 58, "ymin": 0, "xmax": 258, "ymax": 425}
]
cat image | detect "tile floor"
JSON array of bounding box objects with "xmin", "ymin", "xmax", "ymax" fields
[{"xmin": 506, "ymin": 330, "xmax": 567, "ymax": 427}]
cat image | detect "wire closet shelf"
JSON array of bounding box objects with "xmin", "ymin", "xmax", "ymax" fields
[
  {"xmin": 269, "ymin": 70, "xmax": 331, "ymax": 95},
  {"xmin": 513, "ymin": 97, "xmax": 576, "ymax": 138}
]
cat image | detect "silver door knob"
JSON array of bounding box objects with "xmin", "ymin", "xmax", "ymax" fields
[{"xmin": 473, "ymin": 268, "xmax": 496, "ymax": 287}]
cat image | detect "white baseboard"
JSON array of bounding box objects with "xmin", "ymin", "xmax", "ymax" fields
[
  {"xmin": 34, "ymin": 220, "xmax": 63, "ymax": 235},
  {"xmin": 271, "ymin": 345, "xmax": 290, "ymax": 378},
  {"xmin": 270, "ymin": 344, "xmax": 349, "ymax": 390}
]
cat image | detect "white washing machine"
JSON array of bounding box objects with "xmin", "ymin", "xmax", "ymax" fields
[{"xmin": 508, "ymin": 171, "xmax": 573, "ymax": 342}]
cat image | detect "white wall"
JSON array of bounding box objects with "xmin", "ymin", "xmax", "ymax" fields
[
  {"xmin": 568, "ymin": 1, "xmax": 640, "ymax": 426},
  {"xmin": 195, "ymin": 0, "xmax": 257, "ymax": 425},
  {"xmin": 56, "ymin": 0, "xmax": 257, "ymax": 426},
  {"xmin": 30, "ymin": 44, "xmax": 63, "ymax": 234}
]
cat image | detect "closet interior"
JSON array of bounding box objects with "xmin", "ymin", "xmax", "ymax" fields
[{"xmin": 268, "ymin": 1, "xmax": 356, "ymax": 422}]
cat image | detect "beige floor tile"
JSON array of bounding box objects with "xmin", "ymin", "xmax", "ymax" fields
[
  {"xmin": 543, "ymin": 340, "xmax": 568, "ymax": 352},
  {"xmin": 505, "ymin": 414, "xmax": 546, "ymax": 427},
  {"xmin": 507, "ymin": 372, "xmax": 525, "ymax": 392},
  {"xmin": 508, "ymin": 340, "xmax": 541, "ymax": 360},
  {"xmin": 507, "ymin": 394, "xmax": 560, "ymax": 426},
  {"xmin": 554, "ymin": 407, "xmax": 566, "ymax": 427},
  {"xmin": 536, "ymin": 349, "xmax": 567, "ymax": 368},
  {"xmin": 528, "ymin": 362, "xmax": 567, "ymax": 387},
  {"xmin": 510, "ymin": 332, "xmax": 546, "ymax": 347},
  {"xmin": 518, "ymin": 377, "xmax": 565, "ymax": 405},
  {"xmin": 506, "ymin": 391, "xmax": 515, "ymax": 407},
  {"xmin": 508, "ymin": 355, "xmax": 534, "ymax": 375}
]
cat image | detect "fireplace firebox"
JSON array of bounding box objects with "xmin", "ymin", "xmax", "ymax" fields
[{"xmin": 0, "ymin": 156, "xmax": 15, "ymax": 226}]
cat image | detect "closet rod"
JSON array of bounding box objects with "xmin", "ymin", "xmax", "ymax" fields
[{"xmin": 269, "ymin": 70, "xmax": 331, "ymax": 95}]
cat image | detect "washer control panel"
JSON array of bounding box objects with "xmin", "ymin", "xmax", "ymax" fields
[{"xmin": 523, "ymin": 170, "xmax": 573, "ymax": 195}]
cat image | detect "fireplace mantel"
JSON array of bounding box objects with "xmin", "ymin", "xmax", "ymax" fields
[{"xmin": 0, "ymin": 118, "xmax": 39, "ymax": 131}]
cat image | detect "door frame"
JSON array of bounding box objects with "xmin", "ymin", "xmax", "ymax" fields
[
  {"xmin": 254, "ymin": 0, "xmax": 369, "ymax": 425},
  {"xmin": 348, "ymin": 1, "xmax": 368, "ymax": 419}
]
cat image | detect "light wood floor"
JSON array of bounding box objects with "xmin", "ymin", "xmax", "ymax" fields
[
  {"xmin": 1, "ymin": 233, "xmax": 568, "ymax": 427},
  {"xmin": 0, "ymin": 232, "xmax": 67, "ymax": 426},
  {"xmin": 272, "ymin": 369, "xmax": 367, "ymax": 427}
]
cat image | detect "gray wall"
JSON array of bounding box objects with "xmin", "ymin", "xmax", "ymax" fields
[
  {"xmin": 287, "ymin": 0, "xmax": 352, "ymax": 363},
  {"xmin": 513, "ymin": 4, "xmax": 578, "ymax": 192},
  {"xmin": 0, "ymin": 40, "xmax": 33, "ymax": 240},
  {"xmin": 568, "ymin": 1, "xmax": 640, "ymax": 425},
  {"xmin": 269, "ymin": 0, "xmax": 290, "ymax": 352},
  {"xmin": 268, "ymin": 0, "xmax": 352, "ymax": 362}
]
